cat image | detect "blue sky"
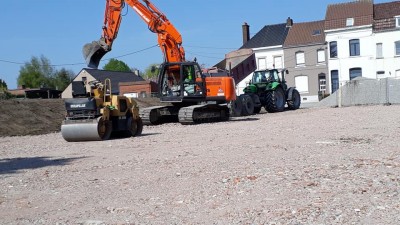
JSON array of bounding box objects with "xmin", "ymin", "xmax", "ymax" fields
[{"xmin": 0, "ymin": 0, "xmax": 393, "ymax": 89}]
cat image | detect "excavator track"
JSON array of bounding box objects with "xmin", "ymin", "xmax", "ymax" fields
[
  {"xmin": 178, "ymin": 104, "xmax": 230, "ymax": 125},
  {"xmin": 139, "ymin": 106, "xmax": 179, "ymax": 125}
]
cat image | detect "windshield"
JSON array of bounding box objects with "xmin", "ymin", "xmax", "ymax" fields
[
  {"xmin": 252, "ymin": 71, "xmax": 270, "ymax": 83},
  {"xmin": 251, "ymin": 70, "xmax": 280, "ymax": 83}
]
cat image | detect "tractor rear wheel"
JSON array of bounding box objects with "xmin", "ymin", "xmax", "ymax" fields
[
  {"xmin": 240, "ymin": 94, "xmax": 254, "ymax": 116},
  {"xmin": 287, "ymin": 89, "xmax": 301, "ymax": 110},
  {"xmin": 264, "ymin": 87, "xmax": 285, "ymax": 113},
  {"xmin": 229, "ymin": 98, "xmax": 243, "ymax": 117}
]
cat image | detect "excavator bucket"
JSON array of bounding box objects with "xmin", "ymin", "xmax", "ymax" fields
[{"xmin": 82, "ymin": 41, "xmax": 108, "ymax": 69}]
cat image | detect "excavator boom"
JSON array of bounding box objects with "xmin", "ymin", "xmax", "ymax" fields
[
  {"xmin": 82, "ymin": 0, "xmax": 237, "ymax": 125},
  {"xmin": 83, "ymin": 0, "xmax": 185, "ymax": 68}
]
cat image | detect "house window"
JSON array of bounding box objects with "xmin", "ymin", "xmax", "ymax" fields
[
  {"xmin": 317, "ymin": 49, "xmax": 325, "ymax": 63},
  {"xmin": 376, "ymin": 43, "xmax": 383, "ymax": 58},
  {"xmin": 295, "ymin": 75, "xmax": 309, "ymax": 93},
  {"xmin": 312, "ymin": 30, "xmax": 321, "ymax": 36},
  {"xmin": 331, "ymin": 70, "xmax": 339, "ymax": 93},
  {"xmin": 395, "ymin": 41, "xmax": 400, "ymax": 56},
  {"xmin": 346, "ymin": 18, "xmax": 354, "ymax": 26},
  {"xmin": 396, "ymin": 16, "xmax": 400, "ymax": 27},
  {"xmin": 350, "ymin": 68, "xmax": 362, "ymax": 80},
  {"xmin": 296, "ymin": 51, "xmax": 305, "ymax": 66},
  {"xmin": 257, "ymin": 57, "xmax": 266, "ymax": 70},
  {"xmin": 319, "ymin": 74, "xmax": 327, "ymax": 91},
  {"xmin": 329, "ymin": 41, "xmax": 338, "ymax": 58},
  {"xmin": 376, "ymin": 71, "xmax": 385, "ymax": 78},
  {"xmin": 349, "ymin": 39, "xmax": 360, "ymax": 56},
  {"xmin": 274, "ymin": 56, "xmax": 282, "ymax": 69}
]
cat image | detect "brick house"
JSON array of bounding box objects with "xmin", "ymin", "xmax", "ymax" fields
[{"xmin": 119, "ymin": 80, "xmax": 158, "ymax": 98}]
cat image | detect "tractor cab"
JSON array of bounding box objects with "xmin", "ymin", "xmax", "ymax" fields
[{"xmin": 251, "ymin": 69, "xmax": 278, "ymax": 84}]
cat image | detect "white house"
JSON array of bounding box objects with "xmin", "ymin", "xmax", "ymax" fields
[{"xmin": 234, "ymin": 19, "xmax": 292, "ymax": 95}]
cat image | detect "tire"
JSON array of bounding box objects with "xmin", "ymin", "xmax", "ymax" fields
[
  {"xmin": 240, "ymin": 94, "xmax": 254, "ymax": 116},
  {"xmin": 253, "ymin": 106, "xmax": 262, "ymax": 114},
  {"xmin": 134, "ymin": 117, "xmax": 143, "ymax": 136},
  {"xmin": 264, "ymin": 87, "xmax": 285, "ymax": 113},
  {"xmin": 287, "ymin": 89, "xmax": 301, "ymax": 110},
  {"xmin": 97, "ymin": 117, "xmax": 112, "ymax": 140},
  {"xmin": 124, "ymin": 116, "xmax": 143, "ymax": 137},
  {"xmin": 229, "ymin": 98, "xmax": 243, "ymax": 117}
]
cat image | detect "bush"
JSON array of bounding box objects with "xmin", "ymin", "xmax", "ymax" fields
[{"xmin": 0, "ymin": 91, "xmax": 15, "ymax": 100}]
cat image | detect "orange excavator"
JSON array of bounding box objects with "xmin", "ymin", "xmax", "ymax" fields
[{"xmin": 83, "ymin": 0, "xmax": 237, "ymax": 124}]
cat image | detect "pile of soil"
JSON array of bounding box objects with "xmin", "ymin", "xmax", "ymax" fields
[{"xmin": 0, "ymin": 98, "xmax": 165, "ymax": 137}]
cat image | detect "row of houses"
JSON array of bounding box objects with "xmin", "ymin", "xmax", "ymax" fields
[
  {"xmin": 232, "ymin": 0, "xmax": 400, "ymax": 103},
  {"xmin": 27, "ymin": 0, "xmax": 400, "ymax": 101}
]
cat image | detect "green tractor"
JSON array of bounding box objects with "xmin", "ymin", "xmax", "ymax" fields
[{"xmin": 239, "ymin": 68, "xmax": 301, "ymax": 115}]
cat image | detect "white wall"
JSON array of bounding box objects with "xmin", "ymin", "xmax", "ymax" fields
[
  {"xmin": 374, "ymin": 30, "xmax": 400, "ymax": 78},
  {"xmin": 326, "ymin": 26, "xmax": 375, "ymax": 91},
  {"xmin": 326, "ymin": 26, "xmax": 400, "ymax": 93}
]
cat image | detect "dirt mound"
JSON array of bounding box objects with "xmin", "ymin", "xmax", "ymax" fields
[{"xmin": 0, "ymin": 98, "xmax": 165, "ymax": 137}]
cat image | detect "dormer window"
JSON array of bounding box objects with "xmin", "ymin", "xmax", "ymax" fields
[
  {"xmin": 396, "ymin": 16, "xmax": 400, "ymax": 28},
  {"xmin": 312, "ymin": 30, "xmax": 321, "ymax": 36},
  {"xmin": 346, "ymin": 18, "xmax": 354, "ymax": 27}
]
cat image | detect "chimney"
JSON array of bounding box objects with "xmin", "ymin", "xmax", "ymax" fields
[
  {"xmin": 286, "ymin": 17, "xmax": 293, "ymax": 27},
  {"xmin": 242, "ymin": 22, "xmax": 250, "ymax": 45}
]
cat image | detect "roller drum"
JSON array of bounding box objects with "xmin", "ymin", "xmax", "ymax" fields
[{"xmin": 61, "ymin": 117, "xmax": 112, "ymax": 142}]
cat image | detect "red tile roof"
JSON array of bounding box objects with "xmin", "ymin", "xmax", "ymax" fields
[
  {"xmin": 374, "ymin": 1, "xmax": 400, "ymax": 31},
  {"xmin": 284, "ymin": 20, "xmax": 326, "ymax": 47},
  {"xmin": 374, "ymin": 1, "xmax": 400, "ymax": 19},
  {"xmin": 325, "ymin": 1, "xmax": 373, "ymax": 30}
]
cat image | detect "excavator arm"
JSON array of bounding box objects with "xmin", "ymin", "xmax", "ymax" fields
[{"xmin": 83, "ymin": 0, "xmax": 185, "ymax": 68}]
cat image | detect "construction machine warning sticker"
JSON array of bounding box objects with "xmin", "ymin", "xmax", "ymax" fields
[{"xmin": 217, "ymin": 87, "xmax": 224, "ymax": 96}]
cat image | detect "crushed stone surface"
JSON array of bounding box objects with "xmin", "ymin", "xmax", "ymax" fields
[{"xmin": 1, "ymin": 105, "xmax": 400, "ymax": 224}]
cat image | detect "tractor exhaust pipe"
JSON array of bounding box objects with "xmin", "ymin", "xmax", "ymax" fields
[{"xmin": 82, "ymin": 38, "xmax": 110, "ymax": 69}]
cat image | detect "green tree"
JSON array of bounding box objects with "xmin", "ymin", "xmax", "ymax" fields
[
  {"xmin": 18, "ymin": 55, "xmax": 55, "ymax": 88},
  {"xmin": 0, "ymin": 79, "xmax": 7, "ymax": 91},
  {"xmin": 143, "ymin": 63, "xmax": 161, "ymax": 80},
  {"xmin": 103, "ymin": 59, "xmax": 131, "ymax": 72},
  {"xmin": 52, "ymin": 68, "xmax": 74, "ymax": 91},
  {"xmin": 17, "ymin": 55, "xmax": 74, "ymax": 90}
]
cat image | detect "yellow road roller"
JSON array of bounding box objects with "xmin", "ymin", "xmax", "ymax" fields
[{"xmin": 61, "ymin": 78, "xmax": 143, "ymax": 142}]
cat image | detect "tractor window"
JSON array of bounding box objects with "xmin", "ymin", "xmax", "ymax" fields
[
  {"xmin": 252, "ymin": 71, "xmax": 270, "ymax": 83},
  {"xmin": 272, "ymin": 70, "xmax": 280, "ymax": 82}
]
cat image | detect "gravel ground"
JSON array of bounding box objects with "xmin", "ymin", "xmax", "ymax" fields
[{"xmin": 1, "ymin": 105, "xmax": 399, "ymax": 224}]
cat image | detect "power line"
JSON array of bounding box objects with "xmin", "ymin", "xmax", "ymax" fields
[
  {"xmin": 0, "ymin": 44, "xmax": 160, "ymax": 67},
  {"xmin": 185, "ymin": 45, "xmax": 237, "ymax": 50}
]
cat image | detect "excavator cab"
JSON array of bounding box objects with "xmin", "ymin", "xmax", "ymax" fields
[{"xmin": 158, "ymin": 62, "xmax": 206, "ymax": 103}]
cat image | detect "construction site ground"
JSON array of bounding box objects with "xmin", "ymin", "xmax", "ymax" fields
[{"xmin": 0, "ymin": 100, "xmax": 399, "ymax": 224}]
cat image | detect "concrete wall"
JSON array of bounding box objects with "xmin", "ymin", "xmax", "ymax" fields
[{"xmin": 316, "ymin": 77, "xmax": 400, "ymax": 107}]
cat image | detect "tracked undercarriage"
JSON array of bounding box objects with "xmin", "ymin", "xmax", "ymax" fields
[{"xmin": 140, "ymin": 104, "xmax": 230, "ymax": 125}]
